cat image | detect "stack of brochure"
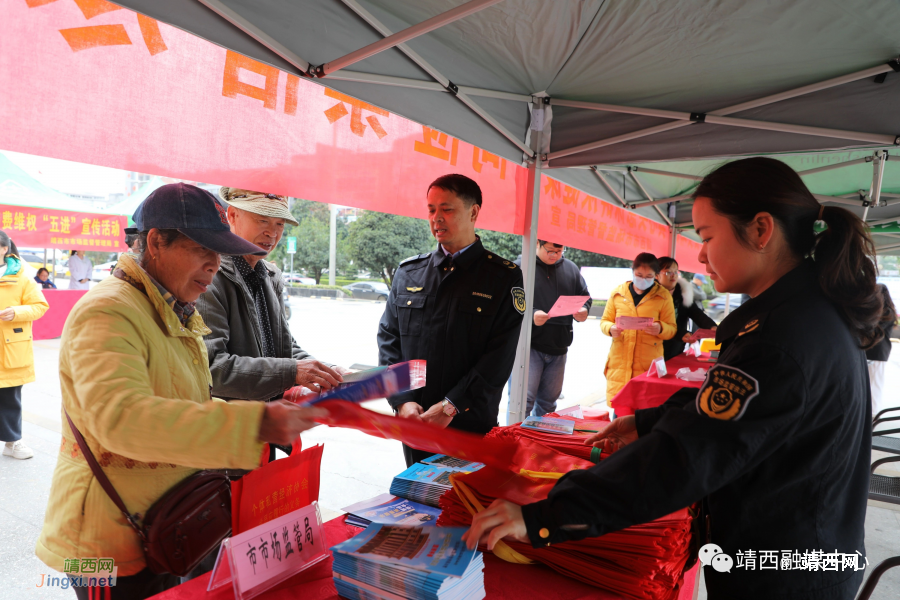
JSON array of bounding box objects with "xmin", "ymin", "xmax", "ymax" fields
[
  {"xmin": 342, "ymin": 493, "xmax": 441, "ymax": 529},
  {"xmin": 331, "ymin": 524, "xmax": 485, "ymax": 600},
  {"xmin": 389, "ymin": 455, "xmax": 484, "ymax": 508}
]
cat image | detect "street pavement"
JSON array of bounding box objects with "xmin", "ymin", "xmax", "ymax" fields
[{"xmin": 1, "ymin": 296, "xmax": 899, "ymax": 599}]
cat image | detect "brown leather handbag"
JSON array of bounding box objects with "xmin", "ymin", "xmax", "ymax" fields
[{"xmin": 65, "ymin": 411, "xmax": 232, "ymax": 577}]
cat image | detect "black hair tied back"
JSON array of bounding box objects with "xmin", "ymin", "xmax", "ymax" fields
[
  {"xmin": 694, "ymin": 157, "xmax": 883, "ymax": 348},
  {"xmin": 814, "ymin": 204, "xmax": 882, "ymax": 348}
]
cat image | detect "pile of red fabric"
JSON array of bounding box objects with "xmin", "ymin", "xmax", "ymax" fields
[
  {"xmin": 487, "ymin": 411, "xmax": 611, "ymax": 462},
  {"xmin": 437, "ymin": 416, "xmax": 695, "ymax": 600}
]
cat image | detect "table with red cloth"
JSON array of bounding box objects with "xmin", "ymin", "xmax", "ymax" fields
[
  {"xmin": 610, "ymin": 354, "xmax": 711, "ymax": 417},
  {"xmin": 150, "ymin": 517, "xmax": 699, "ymax": 600}
]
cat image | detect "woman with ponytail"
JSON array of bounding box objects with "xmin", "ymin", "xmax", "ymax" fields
[
  {"xmin": 0, "ymin": 229, "xmax": 49, "ymax": 460},
  {"xmin": 465, "ymin": 157, "xmax": 877, "ymax": 600}
]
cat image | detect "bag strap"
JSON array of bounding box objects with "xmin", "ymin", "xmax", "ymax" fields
[{"xmin": 63, "ymin": 409, "xmax": 147, "ymax": 542}]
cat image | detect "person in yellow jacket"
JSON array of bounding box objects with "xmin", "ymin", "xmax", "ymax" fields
[
  {"xmin": 36, "ymin": 184, "xmax": 326, "ymax": 599},
  {"xmin": 0, "ymin": 230, "xmax": 49, "ymax": 460},
  {"xmin": 600, "ymin": 253, "xmax": 677, "ymax": 406}
]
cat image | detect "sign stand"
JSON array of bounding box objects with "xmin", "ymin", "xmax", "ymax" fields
[{"xmin": 207, "ymin": 501, "xmax": 327, "ymax": 600}]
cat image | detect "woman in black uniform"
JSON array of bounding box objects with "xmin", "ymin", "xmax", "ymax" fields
[{"xmin": 463, "ymin": 157, "xmax": 882, "ymax": 600}]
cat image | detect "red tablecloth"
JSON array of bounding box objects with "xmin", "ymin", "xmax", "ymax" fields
[
  {"xmin": 610, "ymin": 355, "xmax": 710, "ymax": 417},
  {"xmin": 150, "ymin": 518, "xmax": 699, "ymax": 600},
  {"xmin": 33, "ymin": 289, "xmax": 87, "ymax": 340}
]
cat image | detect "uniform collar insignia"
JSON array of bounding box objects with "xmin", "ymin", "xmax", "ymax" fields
[{"xmin": 406, "ymin": 287, "xmax": 423, "ymax": 292}]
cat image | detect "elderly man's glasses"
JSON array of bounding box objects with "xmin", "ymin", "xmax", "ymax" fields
[{"xmin": 541, "ymin": 242, "xmax": 565, "ymax": 250}]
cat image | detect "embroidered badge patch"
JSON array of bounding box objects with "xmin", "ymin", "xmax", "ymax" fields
[
  {"xmin": 739, "ymin": 318, "xmax": 760, "ymax": 337},
  {"xmin": 695, "ymin": 365, "xmax": 759, "ymax": 421},
  {"xmin": 511, "ymin": 287, "xmax": 526, "ymax": 315},
  {"xmin": 406, "ymin": 287, "xmax": 423, "ymax": 292}
]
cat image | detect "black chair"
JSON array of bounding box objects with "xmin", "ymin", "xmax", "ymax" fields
[
  {"xmin": 872, "ymin": 406, "xmax": 900, "ymax": 456},
  {"xmin": 857, "ymin": 555, "xmax": 900, "ymax": 600}
]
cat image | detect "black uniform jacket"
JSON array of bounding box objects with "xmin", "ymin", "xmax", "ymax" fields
[
  {"xmin": 514, "ymin": 256, "xmax": 592, "ymax": 356},
  {"xmin": 377, "ymin": 238, "xmax": 524, "ymax": 434},
  {"xmin": 521, "ymin": 260, "xmax": 871, "ymax": 600},
  {"xmin": 663, "ymin": 279, "xmax": 718, "ymax": 361}
]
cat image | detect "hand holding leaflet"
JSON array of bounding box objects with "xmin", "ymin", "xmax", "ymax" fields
[
  {"xmin": 547, "ymin": 295, "xmax": 591, "ymax": 318},
  {"xmin": 615, "ymin": 316, "xmax": 654, "ymax": 330}
]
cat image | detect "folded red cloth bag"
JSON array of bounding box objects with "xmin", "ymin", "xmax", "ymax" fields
[
  {"xmin": 230, "ymin": 441, "xmax": 323, "ymax": 535},
  {"xmin": 437, "ymin": 444, "xmax": 695, "ymax": 600},
  {"xmin": 486, "ymin": 415, "xmax": 611, "ymax": 463}
]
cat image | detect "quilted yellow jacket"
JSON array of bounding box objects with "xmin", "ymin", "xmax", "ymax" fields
[
  {"xmin": 600, "ymin": 281, "xmax": 676, "ymax": 404},
  {"xmin": 0, "ymin": 255, "xmax": 49, "ymax": 387},
  {"xmin": 36, "ymin": 253, "xmax": 266, "ymax": 576}
]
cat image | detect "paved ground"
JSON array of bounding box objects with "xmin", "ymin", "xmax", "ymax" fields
[{"xmin": 2, "ymin": 296, "xmax": 899, "ymax": 599}]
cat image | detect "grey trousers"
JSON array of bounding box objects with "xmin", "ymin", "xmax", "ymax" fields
[{"xmin": 0, "ymin": 385, "xmax": 23, "ymax": 442}]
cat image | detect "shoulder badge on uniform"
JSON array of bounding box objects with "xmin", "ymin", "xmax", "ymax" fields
[
  {"xmin": 511, "ymin": 287, "xmax": 526, "ymax": 315},
  {"xmin": 406, "ymin": 287, "xmax": 423, "ymax": 292},
  {"xmin": 695, "ymin": 365, "xmax": 759, "ymax": 421},
  {"xmin": 399, "ymin": 253, "xmax": 429, "ymax": 267}
]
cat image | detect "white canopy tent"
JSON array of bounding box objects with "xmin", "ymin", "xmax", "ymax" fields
[{"xmin": 108, "ymin": 0, "xmax": 900, "ymax": 421}]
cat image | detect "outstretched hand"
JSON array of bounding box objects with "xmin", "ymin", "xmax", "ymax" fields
[
  {"xmin": 462, "ymin": 499, "xmax": 528, "ymax": 550},
  {"xmin": 584, "ymin": 414, "xmax": 638, "ymax": 454}
]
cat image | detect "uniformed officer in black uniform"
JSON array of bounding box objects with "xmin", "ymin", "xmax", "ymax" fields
[
  {"xmin": 377, "ymin": 174, "xmax": 524, "ymax": 467},
  {"xmin": 463, "ymin": 158, "xmax": 881, "ymax": 600}
]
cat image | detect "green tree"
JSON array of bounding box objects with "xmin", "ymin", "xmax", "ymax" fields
[
  {"xmin": 347, "ymin": 211, "xmax": 433, "ymax": 284},
  {"xmin": 476, "ymin": 229, "xmax": 521, "ymax": 261},
  {"xmin": 294, "ymin": 217, "xmax": 330, "ymax": 283}
]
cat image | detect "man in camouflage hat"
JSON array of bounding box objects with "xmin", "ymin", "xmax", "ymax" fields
[{"xmin": 197, "ymin": 187, "xmax": 348, "ymax": 431}]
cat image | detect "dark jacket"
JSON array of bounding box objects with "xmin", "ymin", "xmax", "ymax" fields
[
  {"xmin": 34, "ymin": 276, "xmax": 57, "ymax": 289},
  {"xmin": 865, "ymin": 284, "xmax": 894, "ymax": 362},
  {"xmin": 513, "ymin": 256, "xmax": 591, "ymax": 355},
  {"xmin": 523, "ymin": 260, "xmax": 870, "ymax": 600},
  {"xmin": 662, "ymin": 277, "xmax": 717, "ymax": 360},
  {"xmin": 197, "ymin": 256, "xmax": 314, "ymax": 401},
  {"xmin": 377, "ymin": 238, "xmax": 524, "ymax": 434}
]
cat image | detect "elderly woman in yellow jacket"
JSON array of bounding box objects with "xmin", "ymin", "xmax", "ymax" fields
[
  {"xmin": 0, "ymin": 230, "xmax": 49, "ymax": 460},
  {"xmin": 36, "ymin": 184, "xmax": 326, "ymax": 599},
  {"xmin": 600, "ymin": 253, "xmax": 677, "ymax": 406}
]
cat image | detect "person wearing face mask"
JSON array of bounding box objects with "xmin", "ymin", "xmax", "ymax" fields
[
  {"xmin": 656, "ymin": 257, "xmax": 717, "ymax": 360},
  {"xmin": 463, "ymin": 157, "xmax": 879, "ymax": 600},
  {"xmin": 599, "ymin": 253, "xmax": 676, "ymax": 407}
]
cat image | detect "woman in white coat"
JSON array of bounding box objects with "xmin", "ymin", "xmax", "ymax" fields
[{"xmin": 66, "ymin": 250, "xmax": 92, "ymax": 290}]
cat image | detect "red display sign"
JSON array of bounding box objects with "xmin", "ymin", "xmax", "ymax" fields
[{"xmin": 0, "ymin": 204, "xmax": 127, "ymax": 251}]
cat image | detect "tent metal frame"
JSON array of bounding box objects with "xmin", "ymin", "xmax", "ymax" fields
[{"xmin": 182, "ymin": 2, "xmax": 900, "ymax": 421}]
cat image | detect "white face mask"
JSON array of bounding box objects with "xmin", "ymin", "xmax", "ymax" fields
[{"xmin": 633, "ymin": 275, "xmax": 655, "ymax": 291}]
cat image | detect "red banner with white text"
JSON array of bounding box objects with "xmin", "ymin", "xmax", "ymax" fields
[
  {"xmin": 0, "ymin": 0, "xmax": 702, "ymax": 272},
  {"xmin": 0, "ymin": 204, "xmax": 127, "ymax": 251}
]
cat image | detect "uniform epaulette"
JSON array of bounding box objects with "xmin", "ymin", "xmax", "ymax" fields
[
  {"xmin": 484, "ymin": 251, "xmax": 520, "ymax": 271},
  {"xmin": 399, "ymin": 253, "xmax": 430, "ymax": 267}
]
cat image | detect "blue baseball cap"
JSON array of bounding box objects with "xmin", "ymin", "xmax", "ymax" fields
[
  {"xmin": 693, "ymin": 274, "xmax": 707, "ymax": 283},
  {"xmin": 129, "ymin": 183, "xmax": 266, "ymax": 256}
]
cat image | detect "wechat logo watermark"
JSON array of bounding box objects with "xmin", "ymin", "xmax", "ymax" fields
[
  {"xmin": 698, "ymin": 544, "xmax": 868, "ymax": 573},
  {"xmin": 699, "ymin": 543, "xmax": 733, "ymax": 573}
]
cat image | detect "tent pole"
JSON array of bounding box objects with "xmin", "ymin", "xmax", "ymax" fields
[
  {"xmin": 630, "ymin": 166, "xmax": 703, "ymax": 181},
  {"xmin": 627, "ymin": 194, "xmax": 692, "ymax": 209},
  {"xmin": 669, "ymin": 226, "xmax": 677, "ymax": 258},
  {"xmin": 196, "ymin": 0, "xmax": 311, "ymax": 71},
  {"xmin": 318, "ymin": 0, "xmax": 506, "ymax": 76},
  {"xmin": 337, "ymin": 0, "xmax": 533, "ymax": 157},
  {"xmin": 329, "ymin": 204, "xmax": 337, "ymax": 286},
  {"xmin": 508, "ymin": 101, "xmax": 544, "ymax": 426},
  {"xmin": 549, "ymin": 61, "xmax": 897, "ymax": 163},
  {"xmin": 628, "ymin": 169, "xmax": 671, "ymax": 226},
  {"xmin": 796, "ymin": 156, "xmax": 873, "ymax": 177},
  {"xmin": 865, "ymin": 150, "xmax": 888, "ymax": 222}
]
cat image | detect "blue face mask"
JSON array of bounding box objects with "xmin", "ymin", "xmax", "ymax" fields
[{"xmin": 633, "ymin": 275, "xmax": 655, "ymax": 291}]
